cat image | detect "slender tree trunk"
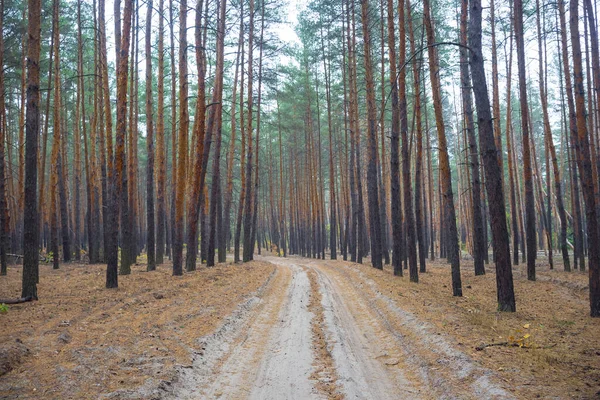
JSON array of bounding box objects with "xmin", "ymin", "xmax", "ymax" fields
[
  {"xmin": 460, "ymin": 0, "xmax": 485, "ymax": 275},
  {"xmin": 72, "ymin": 0, "xmax": 85, "ymax": 262},
  {"xmin": 172, "ymin": 0, "xmax": 189, "ymax": 275},
  {"xmin": 38, "ymin": 10, "xmax": 55, "ymax": 262},
  {"xmin": 99, "ymin": 0, "xmax": 113, "ymax": 263},
  {"xmin": 276, "ymin": 83, "xmax": 287, "ymax": 257},
  {"xmin": 249, "ymin": 0, "xmax": 265, "ymax": 261},
  {"xmin": 536, "ymin": 0, "xmax": 569, "ymax": 271},
  {"xmin": 502, "ymin": 16, "xmax": 520, "ymax": 266},
  {"xmin": 17, "ymin": 9, "xmax": 26, "ymax": 252},
  {"xmin": 155, "ymin": 0, "xmax": 166, "ymax": 265},
  {"xmin": 242, "ymin": 0, "xmax": 255, "ymax": 263},
  {"xmin": 424, "ymin": 0, "xmax": 461, "ymax": 296},
  {"xmin": 207, "ymin": 0, "xmax": 227, "ymax": 267},
  {"xmin": 57, "ymin": 118, "xmax": 70, "ymax": 263},
  {"xmin": 490, "ymin": 0, "xmax": 503, "ymax": 186},
  {"xmin": 398, "ymin": 0, "xmax": 417, "ymax": 280},
  {"xmin": 320, "ymin": 21, "xmax": 337, "ymax": 260},
  {"xmin": 386, "ymin": 0, "xmax": 403, "ymax": 275},
  {"xmin": 167, "ymin": 0, "xmax": 177, "ymax": 260},
  {"xmin": 584, "ymin": 0, "xmax": 600, "ymax": 196},
  {"xmin": 106, "ymin": 0, "xmax": 133, "ymax": 288},
  {"xmin": 514, "ymin": 0, "xmax": 537, "ymax": 281},
  {"xmin": 119, "ymin": 6, "xmax": 135, "ymax": 275},
  {"xmin": 186, "ymin": 0, "xmax": 208, "ymax": 270},
  {"xmin": 407, "ymin": 1, "xmax": 427, "ymax": 273},
  {"xmin": 0, "ymin": 0, "xmax": 8, "ymax": 275},
  {"xmin": 224, "ymin": 15, "xmax": 243, "ymax": 257},
  {"xmin": 145, "ymin": 0, "xmax": 156, "ymax": 271},
  {"xmin": 22, "ymin": 0, "xmax": 41, "ymax": 297},
  {"xmin": 361, "ymin": 0, "xmax": 383, "ymax": 270},
  {"xmin": 49, "ymin": 0, "xmax": 61, "ymax": 269},
  {"xmin": 234, "ymin": 4, "xmax": 246, "ymax": 263},
  {"xmin": 558, "ymin": 0, "xmax": 584, "ymax": 271}
]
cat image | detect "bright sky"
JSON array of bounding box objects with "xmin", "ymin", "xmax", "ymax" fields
[{"xmin": 273, "ymin": 0, "xmax": 302, "ymax": 47}]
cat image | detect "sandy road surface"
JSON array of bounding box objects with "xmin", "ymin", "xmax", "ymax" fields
[{"xmin": 166, "ymin": 256, "xmax": 512, "ymax": 399}]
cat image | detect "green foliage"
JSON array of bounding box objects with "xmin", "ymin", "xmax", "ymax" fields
[{"xmin": 0, "ymin": 304, "xmax": 8, "ymax": 313}]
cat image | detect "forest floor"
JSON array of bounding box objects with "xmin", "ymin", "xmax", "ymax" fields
[
  {"xmin": 0, "ymin": 258, "xmax": 276, "ymax": 399},
  {"xmin": 1, "ymin": 253, "xmax": 599, "ymax": 399}
]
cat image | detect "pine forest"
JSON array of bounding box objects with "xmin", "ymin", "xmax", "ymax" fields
[{"xmin": 1, "ymin": 0, "xmax": 600, "ymax": 397}]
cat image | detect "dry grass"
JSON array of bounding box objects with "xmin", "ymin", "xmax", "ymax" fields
[
  {"xmin": 0, "ymin": 259, "xmax": 275, "ymax": 399},
  {"xmin": 347, "ymin": 257, "xmax": 600, "ymax": 399}
]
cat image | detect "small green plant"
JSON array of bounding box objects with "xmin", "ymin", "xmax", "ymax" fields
[{"xmin": 0, "ymin": 304, "xmax": 8, "ymax": 313}]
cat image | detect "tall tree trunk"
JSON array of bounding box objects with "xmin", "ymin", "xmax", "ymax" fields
[
  {"xmin": 57, "ymin": 116, "xmax": 70, "ymax": 263},
  {"xmin": 119, "ymin": 6, "xmax": 135, "ymax": 275},
  {"xmin": 398, "ymin": 0, "xmax": 417, "ymax": 280},
  {"xmin": 0, "ymin": 0, "xmax": 8, "ymax": 275},
  {"xmin": 386, "ymin": 0, "xmax": 403, "ymax": 275},
  {"xmin": 490, "ymin": 0, "xmax": 503, "ymax": 184},
  {"xmin": 569, "ymin": 0, "xmax": 600, "ymax": 317},
  {"xmin": 242, "ymin": 0, "xmax": 255, "ymax": 263},
  {"xmin": 558, "ymin": 0, "xmax": 585, "ymax": 271},
  {"xmin": 234, "ymin": 3, "xmax": 246, "ymax": 263},
  {"xmin": 584, "ymin": 0, "xmax": 600, "ymax": 196},
  {"xmin": 145, "ymin": 0, "xmax": 156, "ymax": 271},
  {"xmin": 17, "ymin": 8, "xmax": 26, "ymax": 252},
  {"xmin": 89, "ymin": 0, "xmax": 101, "ymax": 264},
  {"xmin": 350, "ymin": 0, "xmax": 367, "ymax": 263},
  {"xmin": 167, "ymin": 0, "xmax": 177, "ymax": 260},
  {"xmin": 106, "ymin": 0, "xmax": 133, "ymax": 288},
  {"xmin": 72, "ymin": 0, "xmax": 84, "ymax": 262},
  {"xmin": 460, "ymin": 0, "xmax": 485, "ymax": 275},
  {"xmin": 424, "ymin": 0, "xmax": 462, "ymax": 296},
  {"xmin": 514, "ymin": 0, "xmax": 537, "ymax": 281},
  {"xmin": 49, "ymin": 0, "xmax": 61, "ymax": 269},
  {"xmin": 186, "ymin": 0, "xmax": 206, "ymax": 269},
  {"xmin": 22, "ymin": 0, "xmax": 41, "ymax": 298},
  {"xmin": 361, "ymin": 0, "xmax": 383, "ymax": 270},
  {"xmin": 172, "ymin": 0, "xmax": 189, "ymax": 275},
  {"xmin": 100, "ymin": 0, "xmax": 113, "ymax": 263},
  {"xmin": 469, "ymin": 0, "xmax": 516, "ymax": 311},
  {"xmin": 249, "ymin": 0, "xmax": 265, "ymax": 261},
  {"xmin": 502, "ymin": 12, "xmax": 520, "ymax": 266},
  {"xmin": 407, "ymin": 0, "xmax": 427, "ymax": 273},
  {"xmin": 276, "ymin": 84, "xmax": 287, "ymax": 257},
  {"xmin": 38, "ymin": 8, "xmax": 55, "ymax": 261},
  {"xmin": 207, "ymin": 0, "xmax": 227, "ymax": 267},
  {"xmin": 224, "ymin": 13, "xmax": 243, "ymax": 258},
  {"xmin": 320, "ymin": 21, "xmax": 337, "ymax": 260},
  {"xmin": 155, "ymin": 0, "xmax": 166, "ymax": 265},
  {"xmin": 536, "ymin": 0, "xmax": 569, "ymax": 271},
  {"xmin": 81, "ymin": 10, "xmax": 95, "ymax": 264}
]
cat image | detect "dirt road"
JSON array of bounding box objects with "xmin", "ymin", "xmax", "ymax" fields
[{"xmin": 167, "ymin": 256, "xmax": 513, "ymax": 399}]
